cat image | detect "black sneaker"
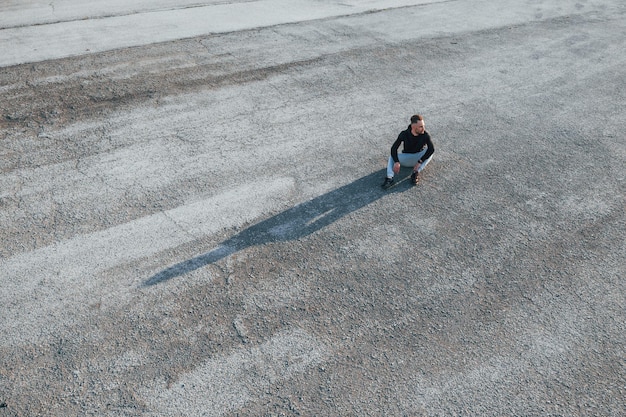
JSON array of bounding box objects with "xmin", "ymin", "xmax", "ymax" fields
[
  {"xmin": 381, "ymin": 177, "xmax": 394, "ymax": 189},
  {"xmin": 411, "ymin": 171, "xmax": 419, "ymax": 185}
]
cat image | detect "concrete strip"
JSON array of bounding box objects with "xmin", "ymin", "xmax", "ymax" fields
[
  {"xmin": 0, "ymin": 0, "xmax": 233, "ymax": 28},
  {"xmin": 0, "ymin": 0, "xmax": 442, "ymax": 67},
  {"xmin": 1, "ymin": 0, "xmax": 619, "ymax": 68}
]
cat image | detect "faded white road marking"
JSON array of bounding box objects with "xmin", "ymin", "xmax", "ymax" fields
[{"xmin": 0, "ymin": 178, "xmax": 294, "ymax": 345}]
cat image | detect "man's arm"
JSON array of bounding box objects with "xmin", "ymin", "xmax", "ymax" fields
[
  {"xmin": 390, "ymin": 133, "xmax": 403, "ymax": 163},
  {"xmin": 419, "ymin": 133, "xmax": 434, "ymax": 163}
]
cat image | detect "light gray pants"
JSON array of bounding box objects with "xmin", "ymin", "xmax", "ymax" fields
[{"xmin": 386, "ymin": 148, "xmax": 433, "ymax": 178}]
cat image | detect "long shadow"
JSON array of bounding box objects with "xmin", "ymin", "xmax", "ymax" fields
[{"xmin": 144, "ymin": 169, "xmax": 412, "ymax": 286}]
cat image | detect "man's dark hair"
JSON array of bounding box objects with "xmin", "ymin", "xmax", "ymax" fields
[{"xmin": 410, "ymin": 114, "xmax": 423, "ymax": 124}]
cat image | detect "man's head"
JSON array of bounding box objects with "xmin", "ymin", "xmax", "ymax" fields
[{"xmin": 410, "ymin": 114, "xmax": 425, "ymax": 135}]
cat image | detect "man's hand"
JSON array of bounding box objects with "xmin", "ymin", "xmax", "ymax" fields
[
  {"xmin": 413, "ymin": 163, "xmax": 421, "ymax": 172},
  {"xmin": 393, "ymin": 162, "xmax": 400, "ymax": 174}
]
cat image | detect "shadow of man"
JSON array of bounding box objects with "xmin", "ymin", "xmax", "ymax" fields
[{"xmin": 144, "ymin": 169, "xmax": 410, "ymax": 286}]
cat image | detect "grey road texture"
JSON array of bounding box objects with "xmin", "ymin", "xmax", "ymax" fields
[{"xmin": 1, "ymin": 0, "xmax": 625, "ymax": 415}]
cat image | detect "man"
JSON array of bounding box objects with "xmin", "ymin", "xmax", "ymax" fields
[{"xmin": 382, "ymin": 114, "xmax": 435, "ymax": 188}]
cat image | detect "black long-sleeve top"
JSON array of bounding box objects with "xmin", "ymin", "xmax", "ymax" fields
[{"xmin": 391, "ymin": 126, "xmax": 435, "ymax": 163}]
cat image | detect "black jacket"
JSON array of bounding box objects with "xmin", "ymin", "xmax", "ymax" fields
[{"xmin": 391, "ymin": 125, "xmax": 435, "ymax": 163}]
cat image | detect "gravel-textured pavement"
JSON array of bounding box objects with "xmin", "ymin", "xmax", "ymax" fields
[{"xmin": 1, "ymin": 1, "xmax": 625, "ymax": 415}]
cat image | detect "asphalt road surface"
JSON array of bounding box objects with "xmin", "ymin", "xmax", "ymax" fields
[{"xmin": 1, "ymin": 0, "xmax": 625, "ymax": 415}]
